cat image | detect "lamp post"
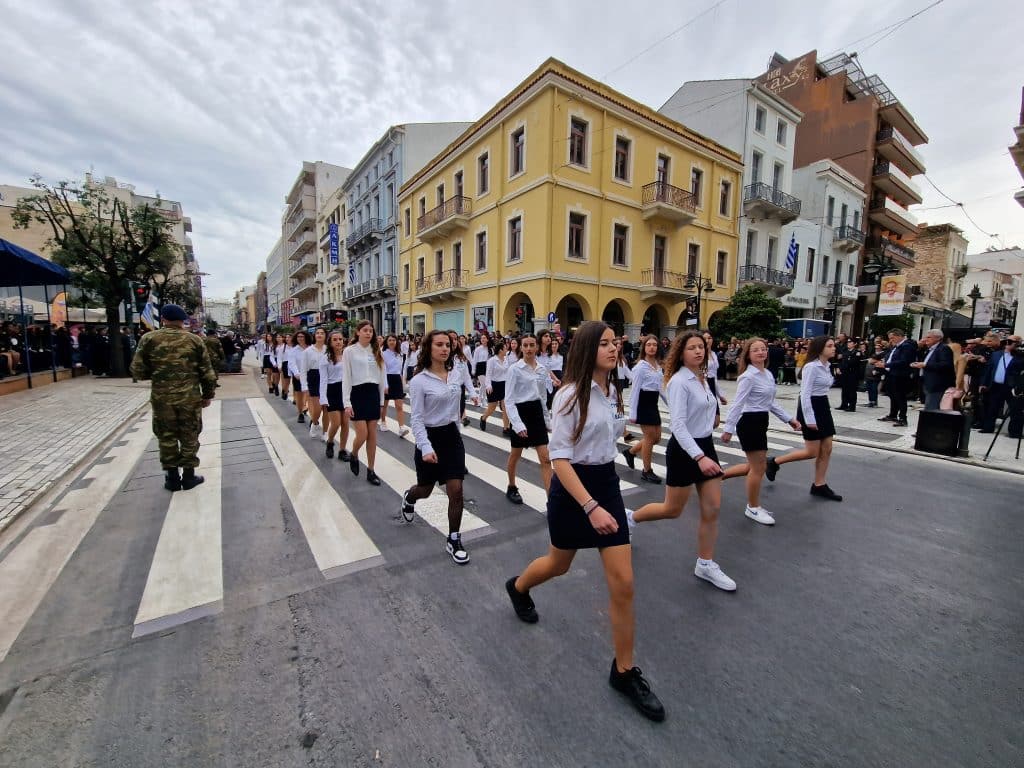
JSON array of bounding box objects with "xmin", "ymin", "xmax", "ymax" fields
[
  {"xmin": 684, "ymin": 273, "xmax": 715, "ymax": 329},
  {"xmin": 828, "ymin": 279, "xmax": 844, "ymax": 336},
  {"xmin": 968, "ymin": 284, "xmax": 982, "ymax": 327},
  {"xmin": 861, "ymin": 252, "xmax": 898, "ymax": 339}
]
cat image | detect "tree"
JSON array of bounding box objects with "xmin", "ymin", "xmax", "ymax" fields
[
  {"xmin": 708, "ymin": 285, "xmax": 785, "ymax": 340},
  {"xmin": 868, "ymin": 311, "xmax": 915, "ymax": 338},
  {"xmin": 12, "ymin": 176, "xmax": 181, "ymax": 377}
]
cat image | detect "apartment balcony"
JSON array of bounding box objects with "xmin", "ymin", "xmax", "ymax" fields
[
  {"xmin": 875, "ymin": 126, "xmax": 926, "ymax": 176},
  {"xmin": 290, "ymin": 276, "xmax": 319, "ymax": 301},
  {"xmin": 742, "ymin": 182, "xmax": 801, "ymax": 224},
  {"xmin": 346, "ymin": 218, "xmax": 389, "ymax": 252},
  {"xmin": 869, "ymin": 235, "xmax": 916, "ymax": 268},
  {"xmin": 288, "ymin": 251, "xmax": 317, "ymax": 278},
  {"xmin": 287, "ymin": 229, "xmax": 316, "ymax": 260},
  {"xmin": 414, "ymin": 269, "xmax": 468, "ymax": 304},
  {"xmin": 344, "ymin": 274, "xmax": 398, "ymax": 302},
  {"xmin": 869, "ymin": 196, "xmax": 919, "ymax": 238},
  {"xmin": 737, "ymin": 263, "xmax": 795, "ymax": 296},
  {"xmin": 833, "ymin": 224, "xmax": 865, "ymax": 252},
  {"xmin": 286, "ymin": 207, "xmax": 315, "ymax": 243},
  {"xmin": 878, "ymin": 105, "xmax": 928, "ymax": 148},
  {"xmin": 1014, "ymin": 188, "xmax": 1024, "ymax": 209},
  {"xmin": 640, "ymin": 182, "xmax": 697, "ymax": 226},
  {"xmin": 872, "ymin": 160, "xmax": 923, "ymax": 206},
  {"xmin": 417, "ymin": 197, "xmax": 472, "ymax": 242},
  {"xmin": 638, "ymin": 268, "xmax": 691, "ymax": 300}
]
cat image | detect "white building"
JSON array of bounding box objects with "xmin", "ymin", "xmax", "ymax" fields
[
  {"xmin": 659, "ymin": 79, "xmax": 803, "ymax": 295},
  {"xmin": 961, "ymin": 248, "xmax": 1023, "ymax": 331},
  {"xmin": 265, "ymin": 237, "xmax": 285, "ymax": 326},
  {"xmin": 204, "ymin": 298, "xmax": 234, "ymax": 327}
]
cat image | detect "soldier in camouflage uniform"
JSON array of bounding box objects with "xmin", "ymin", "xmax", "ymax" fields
[
  {"xmin": 130, "ymin": 304, "xmax": 217, "ymax": 491},
  {"xmin": 201, "ymin": 331, "xmax": 226, "ymax": 383}
]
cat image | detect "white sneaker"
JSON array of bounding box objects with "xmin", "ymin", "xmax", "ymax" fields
[
  {"xmin": 694, "ymin": 560, "xmax": 737, "ymax": 591},
  {"xmin": 625, "ymin": 508, "xmax": 636, "ymax": 531},
  {"xmin": 378, "ymin": 422, "xmax": 388, "ymax": 432},
  {"xmin": 744, "ymin": 505, "xmax": 775, "ymax": 526},
  {"xmin": 399, "ymin": 426, "xmax": 410, "ymax": 437}
]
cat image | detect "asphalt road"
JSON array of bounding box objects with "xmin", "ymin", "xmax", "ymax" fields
[{"xmin": 0, "ymin": 384, "xmax": 1020, "ymax": 768}]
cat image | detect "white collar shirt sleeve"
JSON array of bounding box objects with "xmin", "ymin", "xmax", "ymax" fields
[
  {"xmin": 548, "ymin": 382, "xmax": 622, "ymax": 465},
  {"xmin": 668, "ymin": 369, "xmax": 716, "ymax": 458}
]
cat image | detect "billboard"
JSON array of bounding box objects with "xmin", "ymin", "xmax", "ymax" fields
[{"xmin": 877, "ymin": 275, "xmax": 906, "ymax": 316}]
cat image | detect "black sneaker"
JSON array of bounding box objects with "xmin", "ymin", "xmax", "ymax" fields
[
  {"xmin": 297, "ymin": 413, "xmax": 305, "ymax": 424},
  {"xmin": 506, "ymin": 485, "xmax": 523, "ymax": 505},
  {"xmin": 623, "ymin": 432, "xmax": 638, "ymax": 443},
  {"xmin": 349, "ymin": 454, "xmax": 360, "ymax": 476},
  {"xmin": 810, "ymin": 483, "xmax": 843, "ymax": 501},
  {"xmin": 479, "ymin": 416, "xmax": 486, "ymax": 431},
  {"xmin": 446, "ymin": 535, "xmax": 469, "ymax": 564},
  {"xmin": 894, "ymin": 419, "xmax": 908, "ymax": 427},
  {"xmin": 338, "ymin": 449, "xmax": 352, "ymax": 462},
  {"xmin": 765, "ymin": 456, "xmax": 779, "ymax": 482},
  {"xmin": 621, "ymin": 447, "xmax": 636, "ymax": 470},
  {"xmin": 366, "ymin": 469, "xmax": 381, "ymax": 486},
  {"xmin": 326, "ymin": 442, "xmax": 335, "ymax": 459},
  {"xmin": 282, "ymin": 392, "xmax": 288, "ymax": 401},
  {"xmin": 505, "ymin": 576, "xmax": 538, "ymax": 623},
  {"xmin": 401, "ymin": 492, "xmax": 416, "ymax": 522},
  {"xmin": 640, "ymin": 469, "xmax": 661, "ymax": 484},
  {"xmin": 502, "ymin": 427, "xmax": 513, "ymax": 437},
  {"xmin": 608, "ymin": 659, "xmax": 665, "ymax": 722}
]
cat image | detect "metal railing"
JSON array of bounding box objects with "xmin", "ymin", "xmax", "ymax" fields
[
  {"xmin": 414, "ymin": 268, "xmax": 468, "ymax": 294},
  {"xmin": 417, "ymin": 196, "xmax": 472, "ymax": 233},
  {"xmin": 288, "ymin": 252, "xmax": 317, "ymax": 276},
  {"xmin": 640, "ymin": 268, "xmax": 689, "ymax": 290},
  {"xmin": 876, "ymin": 126, "xmax": 925, "ymax": 169},
  {"xmin": 743, "ymin": 182, "xmax": 802, "ymax": 217},
  {"xmin": 834, "ymin": 224, "xmax": 865, "ymax": 244},
  {"xmin": 641, "ymin": 182, "xmax": 697, "ymax": 214},
  {"xmin": 345, "ymin": 218, "xmax": 388, "ymax": 251},
  {"xmin": 871, "ymin": 235, "xmax": 915, "ymax": 263},
  {"xmin": 738, "ymin": 263, "xmax": 795, "ymax": 289}
]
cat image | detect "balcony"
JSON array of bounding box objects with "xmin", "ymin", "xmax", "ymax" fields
[
  {"xmin": 878, "ymin": 105, "xmax": 928, "ymax": 148},
  {"xmin": 290, "ymin": 276, "xmax": 318, "ymax": 300},
  {"xmin": 346, "ymin": 218, "xmax": 388, "ymax": 252},
  {"xmin": 742, "ymin": 182, "xmax": 801, "ymax": 224},
  {"xmin": 414, "ymin": 268, "xmax": 468, "ymax": 304},
  {"xmin": 344, "ymin": 274, "xmax": 398, "ymax": 302},
  {"xmin": 417, "ymin": 197, "xmax": 472, "ymax": 242},
  {"xmin": 872, "ymin": 160, "xmax": 923, "ymax": 206},
  {"xmin": 869, "ymin": 196, "xmax": 919, "ymax": 238},
  {"xmin": 286, "ymin": 207, "xmax": 315, "ymax": 243},
  {"xmin": 737, "ymin": 263, "xmax": 795, "ymax": 295},
  {"xmin": 638, "ymin": 268, "xmax": 691, "ymax": 300},
  {"xmin": 641, "ymin": 182, "xmax": 697, "ymax": 226},
  {"xmin": 875, "ymin": 126, "xmax": 926, "ymax": 176},
  {"xmin": 833, "ymin": 224, "xmax": 865, "ymax": 252},
  {"xmin": 288, "ymin": 251, "xmax": 317, "ymax": 278},
  {"xmin": 869, "ymin": 235, "xmax": 916, "ymax": 268},
  {"xmin": 1015, "ymin": 188, "xmax": 1024, "ymax": 209},
  {"xmin": 183, "ymin": 217, "xmax": 192, "ymax": 233},
  {"xmin": 287, "ymin": 229, "xmax": 316, "ymax": 260}
]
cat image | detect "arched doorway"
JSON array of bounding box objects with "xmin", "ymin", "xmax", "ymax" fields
[
  {"xmin": 642, "ymin": 304, "xmax": 668, "ymax": 338},
  {"xmin": 555, "ymin": 293, "xmax": 592, "ymax": 336},
  {"xmin": 601, "ymin": 300, "xmax": 630, "ymax": 337},
  {"xmin": 503, "ymin": 292, "xmax": 535, "ymax": 334}
]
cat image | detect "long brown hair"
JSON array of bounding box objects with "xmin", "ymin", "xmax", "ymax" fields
[
  {"xmin": 326, "ymin": 330, "xmax": 346, "ymax": 364},
  {"xmin": 737, "ymin": 337, "xmax": 767, "ymax": 376},
  {"xmin": 559, "ymin": 321, "xmax": 621, "ymax": 443},
  {"xmin": 355, "ymin": 320, "xmax": 383, "ymax": 367},
  {"xmin": 639, "ymin": 334, "xmax": 660, "ymax": 364},
  {"xmin": 663, "ymin": 331, "xmax": 707, "ymax": 387},
  {"xmin": 415, "ymin": 330, "xmax": 453, "ymax": 375},
  {"xmin": 806, "ymin": 334, "xmax": 832, "ymax": 361}
]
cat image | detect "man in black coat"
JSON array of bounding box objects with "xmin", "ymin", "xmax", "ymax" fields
[
  {"xmin": 979, "ymin": 337, "xmax": 1023, "ymax": 437},
  {"xmin": 767, "ymin": 339, "xmax": 786, "ymax": 382},
  {"xmin": 876, "ymin": 328, "xmax": 917, "ymax": 427},
  {"xmin": 911, "ymin": 329, "xmax": 956, "ymax": 411},
  {"xmin": 838, "ymin": 338, "xmax": 864, "ymax": 411}
]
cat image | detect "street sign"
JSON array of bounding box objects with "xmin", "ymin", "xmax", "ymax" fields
[{"xmin": 547, "ymin": 312, "xmax": 556, "ymax": 323}]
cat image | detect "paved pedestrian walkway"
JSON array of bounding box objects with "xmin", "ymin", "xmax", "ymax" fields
[{"xmin": 0, "ymin": 376, "xmax": 151, "ymax": 531}]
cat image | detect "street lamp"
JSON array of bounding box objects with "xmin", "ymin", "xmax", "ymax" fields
[
  {"xmin": 861, "ymin": 251, "xmax": 899, "ymax": 338},
  {"xmin": 684, "ymin": 273, "xmax": 715, "ymax": 328},
  {"xmin": 968, "ymin": 284, "xmax": 982, "ymax": 327}
]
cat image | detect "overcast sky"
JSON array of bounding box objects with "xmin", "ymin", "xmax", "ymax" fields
[{"xmin": 2, "ymin": 0, "xmax": 1021, "ymax": 298}]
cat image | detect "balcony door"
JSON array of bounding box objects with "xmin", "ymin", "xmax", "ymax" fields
[
  {"xmin": 653, "ymin": 235, "xmax": 667, "ymax": 287},
  {"xmin": 656, "ymin": 155, "xmax": 670, "ymax": 199}
]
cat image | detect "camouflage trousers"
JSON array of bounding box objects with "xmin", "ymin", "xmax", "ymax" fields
[{"xmin": 151, "ymin": 399, "xmax": 203, "ymax": 469}]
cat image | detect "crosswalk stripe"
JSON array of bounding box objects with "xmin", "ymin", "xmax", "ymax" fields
[
  {"xmin": 0, "ymin": 411, "xmax": 153, "ymax": 662},
  {"xmin": 133, "ymin": 401, "xmax": 224, "ymax": 638},
  {"xmin": 247, "ymin": 398, "xmax": 383, "ymax": 580}
]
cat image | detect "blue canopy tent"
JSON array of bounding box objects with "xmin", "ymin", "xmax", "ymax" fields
[{"xmin": 0, "ymin": 238, "xmax": 71, "ymax": 388}]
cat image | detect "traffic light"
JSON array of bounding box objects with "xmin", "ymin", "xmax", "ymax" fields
[{"xmin": 132, "ymin": 282, "xmax": 149, "ymax": 313}]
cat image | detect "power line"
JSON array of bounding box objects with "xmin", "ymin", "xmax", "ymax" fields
[
  {"xmin": 825, "ymin": 0, "xmax": 947, "ymax": 58},
  {"xmin": 921, "ymin": 173, "xmax": 1004, "ymax": 245}
]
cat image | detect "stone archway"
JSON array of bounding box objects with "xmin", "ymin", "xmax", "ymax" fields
[
  {"xmin": 554, "ymin": 292, "xmax": 593, "ymax": 336},
  {"xmin": 601, "ymin": 299, "xmax": 632, "ymax": 337},
  {"xmin": 641, "ymin": 303, "xmax": 669, "ymax": 338},
  {"xmin": 503, "ymin": 292, "xmax": 536, "ymax": 334}
]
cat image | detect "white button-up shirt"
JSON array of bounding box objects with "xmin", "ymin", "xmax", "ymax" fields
[
  {"xmin": 799, "ymin": 359, "xmax": 835, "ymax": 422},
  {"xmin": 706, "ymin": 350, "xmax": 720, "ymax": 380},
  {"xmin": 304, "ymin": 345, "xmax": 326, "ymax": 383},
  {"xmin": 274, "ymin": 343, "xmax": 287, "ymax": 368},
  {"xmin": 627, "ymin": 360, "xmax": 664, "ymax": 421},
  {"xmin": 548, "ymin": 380, "xmax": 625, "ymax": 465},
  {"xmin": 317, "ymin": 355, "xmax": 344, "ymax": 405},
  {"xmin": 342, "ymin": 343, "xmax": 386, "ymax": 406},
  {"xmin": 382, "ymin": 348, "xmax": 404, "ymax": 375},
  {"xmin": 505, "ymin": 358, "xmax": 551, "ymax": 433},
  {"xmin": 472, "ymin": 344, "xmax": 490, "ymax": 368},
  {"xmin": 667, "ymin": 368, "xmax": 717, "ymax": 459},
  {"xmin": 289, "ymin": 344, "xmax": 309, "ymax": 388},
  {"xmin": 409, "ymin": 366, "xmax": 478, "ymax": 455},
  {"xmin": 482, "ymin": 354, "xmax": 510, "ymax": 390},
  {"xmin": 723, "ymin": 366, "xmax": 792, "ymax": 434}
]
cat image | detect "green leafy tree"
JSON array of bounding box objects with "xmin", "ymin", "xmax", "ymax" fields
[
  {"xmin": 868, "ymin": 311, "xmax": 915, "ymax": 338},
  {"xmin": 12, "ymin": 176, "xmax": 182, "ymax": 377},
  {"xmin": 709, "ymin": 285, "xmax": 785, "ymax": 340}
]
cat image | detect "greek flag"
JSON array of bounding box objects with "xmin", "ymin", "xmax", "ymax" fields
[
  {"xmin": 141, "ymin": 301, "xmax": 157, "ymax": 329},
  {"xmin": 348, "ymin": 262, "xmax": 355, "ymax": 283},
  {"xmin": 784, "ymin": 233, "xmax": 798, "ymax": 271}
]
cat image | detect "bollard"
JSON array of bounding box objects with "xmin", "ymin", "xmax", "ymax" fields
[{"xmin": 957, "ymin": 398, "xmax": 973, "ymax": 458}]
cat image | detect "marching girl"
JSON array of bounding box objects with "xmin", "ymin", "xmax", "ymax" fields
[
  {"xmin": 613, "ymin": 337, "xmax": 635, "ymax": 444},
  {"xmin": 343, "ymin": 320, "xmax": 386, "ymax": 486},
  {"xmin": 504, "ymin": 321, "xmax": 665, "ymax": 722},
  {"xmin": 405, "ymin": 336, "xmax": 419, "ymax": 383},
  {"xmin": 402, "ymin": 329, "xmax": 480, "ymax": 565},
  {"xmin": 719, "ymin": 338, "xmax": 802, "ymax": 525},
  {"xmin": 272, "ymin": 332, "xmax": 287, "ymax": 396},
  {"xmin": 258, "ymin": 332, "xmax": 277, "ymax": 393},
  {"xmin": 507, "ymin": 336, "xmax": 520, "ymax": 362},
  {"xmin": 471, "ymin": 332, "xmax": 491, "ymax": 385},
  {"xmin": 621, "ymin": 335, "xmax": 664, "ymax": 484},
  {"xmin": 290, "ymin": 330, "xmax": 311, "ymax": 424},
  {"xmin": 702, "ymin": 331, "xmax": 730, "ymax": 409},
  {"xmin": 628, "ymin": 332, "xmax": 736, "ymax": 592},
  {"xmin": 448, "ymin": 330, "xmax": 473, "ymax": 428},
  {"xmin": 275, "ymin": 333, "xmax": 292, "ymax": 401},
  {"xmin": 319, "ymin": 331, "xmax": 352, "ymax": 462},
  {"xmin": 305, "ymin": 327, "xmax": 328, "ymax": 439},
  {"xmin": 380, "ymin": 334, "xmax": 410, "ymax": 437},
  {"xmin": 479, "ymin": 338, "xmax": 511, "ymax": 433},
  {"xmin": 504, "ymin": 334, "xmax": 552, "ymax": 505},
  {"xmin": 543, "ymin": 336, "xmax": 565, "ymax": 411},
  {"xmin": 764, "ymin": 335, "xmax": 842, "ymax": 501},
  {"xmin": 459, "ymin": 334, "xmax": 472, "ymax": 364}
]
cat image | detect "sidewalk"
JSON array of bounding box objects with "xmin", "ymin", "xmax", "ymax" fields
[{"xmin": 711, "ymin": 377, "xmax": 1022, "ymax": 474}]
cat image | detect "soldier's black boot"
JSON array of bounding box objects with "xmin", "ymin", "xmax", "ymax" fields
[
  {"xmin": 181, "ymin": 468, "xmax": 205, "ymax": 490},
  {"xmin": 164, "ymin": 469, "xmax": 182, "ymax": 492}
]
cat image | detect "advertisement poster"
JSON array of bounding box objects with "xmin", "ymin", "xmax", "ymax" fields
[
  {"xmin": 877, "ymin": 274, "xmax": 906, "ymax": 316},
  {"xmin": 973, "ymin": 299, "xmax": 992, "ymax": 327},
  {"xmin": 472, "ymin": 306, "xmax": 493, "ymax": 332},
  {"xmin": 50, "ymin": 291, "xmax": 67, "ymax": 328}
]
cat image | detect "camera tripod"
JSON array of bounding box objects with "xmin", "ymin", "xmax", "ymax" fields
[{"xmin": 983, "ymin": 394, "xmax": 1023, "ymax": 461}]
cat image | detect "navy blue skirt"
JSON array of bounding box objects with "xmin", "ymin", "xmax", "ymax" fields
[
  {"xmin": 386, "ymin": 373, "xmax": 405, "ymax": 401},
  {"xmin": 414, "ymin": 423, "xmax": 466, "ymax": 486},
  {"xmin": 349, "ymin": 382, "xmax": 381, "ymax": 421},
  {"xmin": 797, "ymin": 395, "xmax": 836, "ymax": 440},
  {"xmin": 306, "ymin": 370, "xmax": 320, "ymax": 398},
  {"xmin": 325, "ymin": 382, "xmax": 344, "ymax": 412},
  {"xmin": 635, "ymin": 389, "xmax": 661, "ymax": 426},
  {"xmin": 548, "ymin": 462, "xmax": 629, "ymax": 550}
]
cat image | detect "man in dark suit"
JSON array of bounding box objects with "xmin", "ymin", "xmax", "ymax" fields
[
  {"xmin": 838, "ymin": 338, "xmax": 864, "ymax": 411},
  {"xmin": 979, "ymin": 337, "xmax": 1023, "ymax": 437},
  {"xmin": 911, "ymin": 329, "xmax": 956, "ymax": 411},
  {"xmin": 875, "ymin": 328, "xmax": 917, "ymax": 427}
]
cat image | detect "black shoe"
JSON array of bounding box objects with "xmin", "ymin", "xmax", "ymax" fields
[
  {"xmin": 506, "ymin": 485, "xmax": 523, "ymax": 505},
  {"xmin": 479, "ymin": 416, "xmax": 486, "ymax": 431},
  {"xmin": 505, "ymin": 577, "xmax": 538, "ymax": 623},
  {"xmin": 502, "ymin": 427, "xmax": 513, "ymax": 437},
  {"xmin": 181, "ymin": 468, "xmax": 205, "ymax": 490},
  {"xmin": 401, "ymin": 492, "xmax": 416, "ymax": 522},
  {"xmin": 339, "ymin": 449, "xmax": 352, "ymax": 462},
  {"xmin": 326, "ymin": 442, "xmax": 335, "ymax": 459},
  {"xmin": 609, "ymin": 660, "xmax": 665, "ymax": 722},
  {"xmin": 878, "ymin": 415, "xmax": 896, "ymax": 422},
  {"xmin": 462, "ymin": 416, "xmax": 470, "ymax": 427},
  {"xmin": 623, "ymin": 432, "xmax": 638, "ymax": 443},
  {"xmin": 867, "ymin": 402, "xmax": 878, "ymax": 408},
  {"xmin": 282, "ymin": 392, "xmax": 288, "ymax": 400},
  {"xmin": 765, "ymin": 457, "xmax": 779, "ymax": 482},
  {"xmin": 297, "ymin": 413, "xmax": 305, "ymax": 424},
  {"xmin": 621, "ymin": 447, "xmax": 636, "ymax": 470},
  {"xmin": 894, "ymin": 420, "xmax": 908, "ymax": 427},
  {"xmin": 446, "ymin": 535, "xmax": 469, "ymax": 565},
  {"xmin": 640, "ymin": 469, "xmax": 661, "ymax": 484},
  {"xmin": 350, "ymin": 454, "xmax": 360, "ymax": 476},
  {"xmin": 164, "ymin": 469, "xmax": 181, "ymax": 492},
  {"xmin": 366, "ymin": 469, "xmax": 381, "ymax": 486},
  {"xmin": 810, "ymin": 483, "xmax": 842, "ymax": 501},
  {"xmin": 847, "ymin": 408, "xmax": 856, "ymax": 413}
]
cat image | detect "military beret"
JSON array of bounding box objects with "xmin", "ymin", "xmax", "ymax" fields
[{"xmin": 160, "ymin": 304, "xmax": 189, "ymax": 321}]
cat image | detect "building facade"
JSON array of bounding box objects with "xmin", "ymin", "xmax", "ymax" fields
[
  {"xmin": 396, "ymin": 59, "xmax": 742, "ymax": 340},
  {"xmin": 659, "ymin": 79, "xmax": 803, "ymax": 297},
  {"xmin": 265, "ymin": 237, "xmax": 285, "ymax": 327},
  {"xmin": 961, "ymin": 248, "xmax": 1023, "ymax": 330},
  {"xmin": 901, "ymin": 223, "xmax": 969, "ymax": 336},
  {"xmin": 317, "ymin": 186, "xmax": 347, "ymax": 316},
  {"xmin": 341, "ymin": 123, "xmax": 473, "ymax": 334},
  {"xmin": 204, "ymin": 298, "xmax": 235, "ymax": 327},
  {"xmin": 1011, "ymin": 86, "xmax": 1024, "ymax": 209}
]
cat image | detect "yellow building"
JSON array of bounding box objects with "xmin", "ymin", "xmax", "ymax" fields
[{"xmin": 396, "ymin": 58, "xmax": 742, "ymax": 340}]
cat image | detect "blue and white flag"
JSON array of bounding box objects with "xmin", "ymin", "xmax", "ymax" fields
[
  {"xmin": 784, "ymin": 233, "xmax": 798, "ymax": 271},
  {"xmin": 348, "ymin": 261, "xmax": 355, "ymax": 283},
  {"xmin": 141, "ymin": 301, "xmax": 157, "ymax": 329}
]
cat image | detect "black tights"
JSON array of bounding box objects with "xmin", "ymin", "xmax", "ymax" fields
[{"xmin": 405, "ymin": 479, "xmax": 464, "ymax": 535}]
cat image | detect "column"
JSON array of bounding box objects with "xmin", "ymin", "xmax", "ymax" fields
[
  {"xmin": 624, "ymin": 323, "xmax": 643, "ymax": 342},
  {"xmin": 661, "ymin": 324, "xmax": 680, "ymax": 338}
]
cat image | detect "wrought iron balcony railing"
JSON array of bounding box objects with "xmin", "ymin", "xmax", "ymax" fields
[
  {"xmin": 641, "ymin": 182, "xmax": 697, "ymax": 214},
  {"xmin": 743, "ymin": 182, "xmax": 802, "ymax": 218},
  {"xmin": 640, "ymin": 268, "xmax": 689, "ymax": 290},
  {"xmin": 738, "ymin": 263, "xmax": 796, "ymax": 289},
  {"xmin": 414, "ymin": 268, "xmax": 468, "ymax": 295},
  {"xmin": 416, "ymin": 197, "xmax": 472, "ymax": 234}
]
